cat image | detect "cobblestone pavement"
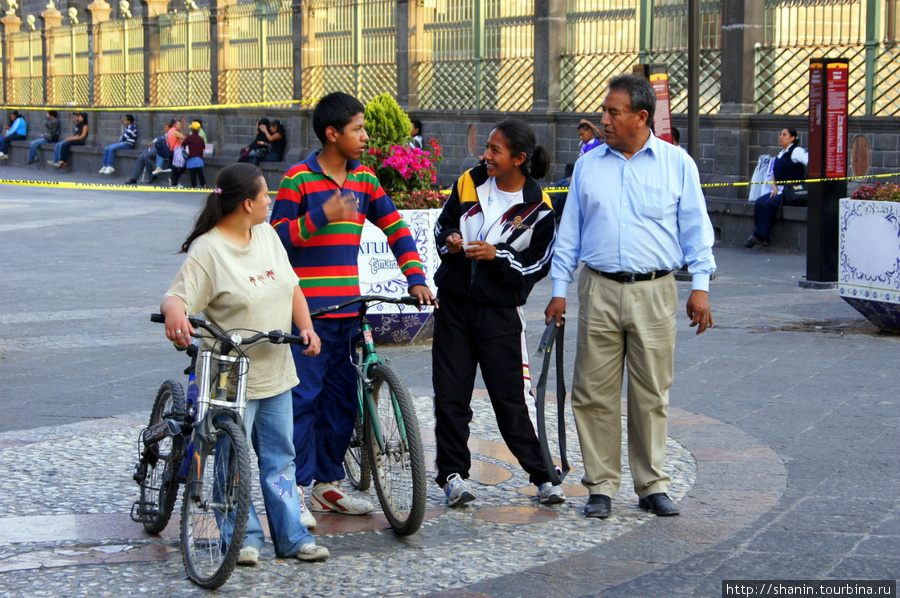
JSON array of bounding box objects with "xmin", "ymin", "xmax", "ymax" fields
[{"xmin": 0, "ymin": 170, "xmax": 897, "ymax": 596}]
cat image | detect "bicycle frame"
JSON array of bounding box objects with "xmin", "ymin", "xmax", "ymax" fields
[{"xmin": 355, "ymin": 303, "xmax": 411, "ymax": 453}]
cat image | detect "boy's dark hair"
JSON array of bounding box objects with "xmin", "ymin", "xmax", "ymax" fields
[
  {"xmin": 576, "ymin": 122, "xmax": 591, "ymax": 132},
  {"xmin": 124, "ymin": 114, "xmax": 134, "ymax": 123},
  {"xmin": 411, "ymin": 119, "xmax": 422, "ymax": 133},
  {"xmin": 313, "ymin": 92, "xmax": 365, "ymax": 145},
  {"xmin": 48, "ymin": 110, "xmax": 58, "ymax": 118},
  {"xmin": 672, "ymin": 126, "xmax": 681, "ymax": 143}
]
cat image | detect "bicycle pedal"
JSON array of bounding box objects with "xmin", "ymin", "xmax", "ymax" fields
[{"xmin": 130, "ymin": 501, "xmax": 159, "ymax": 523}]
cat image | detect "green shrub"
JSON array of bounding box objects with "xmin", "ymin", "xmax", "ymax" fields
[{"xmin": 364, "ymin": 93, "xmax": 411, "ymax": 148}]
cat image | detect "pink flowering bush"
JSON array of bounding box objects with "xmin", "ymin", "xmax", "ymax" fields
[
  {"xmin": 850, "ymin": 183, "xmax": 900, "ymax": 202},
  {"xmin": 364, "ymin": 138, "xmax": 445, "ymax": 209}
]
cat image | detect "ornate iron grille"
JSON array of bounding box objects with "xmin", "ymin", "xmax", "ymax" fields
[
  {"xmin": 8, "ymin": 30, "xmax": 43, "ymax": 105},
  {"xmin": 305, "ymin": 0, "xmax": 397, "ymax": 105},
  {"xmin": 560, "ymin": 0, "xmax": 639, "ymax": 112},
  {"xmin": 156, "ymin": 9, "xmax": 212, "ymax": 106},
  {"xmin": 756, "ymin": 0, "xmax": 865, "ymax": 114},
  {"xmin": 220, "ymin": 0, "xmax": 293, "ymax": 106},
  {"xmin": 873, "ymin": 43, "xmax": 900, "ymax": 116},
  {"xmin": 49, "ymin": 23, "xmax": 90, "ymax": 106},
  {"xmin": 97, "ymin": 17, "xmax": 145, "ymax": 106}
]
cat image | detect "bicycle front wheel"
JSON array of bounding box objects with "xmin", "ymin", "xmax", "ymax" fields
[
  {"xmin": 344, "ymin": 417, "xmax": 371, "ymax": 491},
  {"xmin": 181, "ymin": 418, "xmax": 251, "ymax": 589},
  {"xmin": 364, "ymin": 364, "xmax": 426, "ymax": 536},
  {"xmin": 139, "ymin": 380, "xmax": 186, "ymax": 534}
]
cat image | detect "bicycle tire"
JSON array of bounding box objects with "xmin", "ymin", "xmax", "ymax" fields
[
  {"xmin": 364, "ymin": 364, "xmax": 427, "ymax": 536},
  {"xmin": 181, "ymin": 418, "xmax": 251, "ymax": 590},
  {"xmin": 139, "ymin": 380, "xmax": 186, "ymax": 534},
  {"xmin": 344, "ymin": 417, "xmax": 371, "ymax": 491}
]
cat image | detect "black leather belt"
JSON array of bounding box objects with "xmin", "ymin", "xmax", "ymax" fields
[{"xmin": 589, "ymin": 267, "xmax": 672, "ymax": 284}]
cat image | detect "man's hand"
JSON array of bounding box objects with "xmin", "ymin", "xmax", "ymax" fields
[
  {"xmin": 322, "ymin": 190, "xmax": 358, "ymax": 222},
  {"xmin": 545, "ymin": 297, "xmax": 566, "ymax": 327},
  {"xmin": 445, "ymin": 232, "xmax": 465, "ymax": 254},
  {"xmin": 686, "ymin": 290, "xmax": 713, "ymax": 334},
  {"xmin": 409, "ymin": 284, "xmax": 437, "ymax": 310},
  {"xmin": 464, "ymin": 240, "xmax": 496, "ymax": 261}
]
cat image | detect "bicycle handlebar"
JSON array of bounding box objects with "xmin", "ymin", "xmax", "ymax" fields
[
  {"xmin": 150, "ymin": 313, "xmax": 309, "ymax": 348},
  {"xmin": 309, "ymin": 295, "xmax": 422, "ymax": 319}
]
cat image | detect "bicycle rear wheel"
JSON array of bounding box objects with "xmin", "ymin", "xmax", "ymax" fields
[
  {"xmin": 181, "ymin": 418, "xmax": 251, "ymax": 589},
  {"xmin": 138, "ymin": 380, "xmax": 186, "ymax": 534},
  {"xmin": 344, "ymin": 417, "xmax": 371, "ymax": 491},
  {"xmin": 364, "ymin": 364, "xmax": 426, "ymax": 536}
]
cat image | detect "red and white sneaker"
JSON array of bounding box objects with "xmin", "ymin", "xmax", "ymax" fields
[
  {"xmin": 297, "ymin": 485, "xmax": 317, "ymax": 528},
  {"xmin": 310, "ymin": 481, "xmax": 374, "ymax": 515}
]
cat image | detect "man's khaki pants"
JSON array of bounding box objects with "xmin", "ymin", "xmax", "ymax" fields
[{"xmin": 571, "ymin": 267, "xmax": 677, "ymax": 498}]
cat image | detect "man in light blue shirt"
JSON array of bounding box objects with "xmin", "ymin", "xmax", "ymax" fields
[{"xmin": 545, "ymin": 74, "xmax": 715, "ymax": 520}]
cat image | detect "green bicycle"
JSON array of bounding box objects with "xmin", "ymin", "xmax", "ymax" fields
[{"xmin": 312, "ymin": 295, "xmax": 427, "ymax": 536}]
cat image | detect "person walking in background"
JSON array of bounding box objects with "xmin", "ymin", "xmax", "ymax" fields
[
  {"xmin": 270, "ymin": 92, "xmax": 435, "ymax": 527},
  {"xmin": 99, "ymin": 113, "xmax": 137, "ymax": 175},
  {"xmin": 744, "ymin": 127, "xmax": 808, "ymax": 249},
  {"xmin": 49, "ymin": 112, "xmax": 89, "ymax": 169},
  {"xmin": 431, "ymin": 119, "xmax": 565, "ymax": 508},
  {"xmin": 26, "ymin": 110, "xmax": 60, "ymax": 164},
  {"xmin": 0, "ymin": 110, "xmax": 27, "ymax": 159},
  {"xmin": 159, "ymin": 162, "xmax": 329, "ymax": 567},
  {"xmin": 182, "ymin": 121, "xmax": 208, "ymax": 189},
  {"xmin": 545, "ymin": 74, "xmax": 716, "ymax": 520},
  {"xmin": 249, "ymin": 119, "xmax": 286, "ymax": 165}
]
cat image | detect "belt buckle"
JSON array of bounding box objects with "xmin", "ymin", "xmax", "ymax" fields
[{"xmin": 623, "ymin": 272, "xmax": 636, "ymax": 284}]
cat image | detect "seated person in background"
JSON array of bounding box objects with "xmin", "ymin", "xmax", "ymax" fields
[
  {"xmin": 50, "ymin": 111, "xmax": 89, "ymax": 169},
  {"xmin": 671, "ymin": 126, "xmax": 689, "ymax": 154},
  {"xmin": 154, "ymin": 118, "xmax": 183, "ymax": 174},
  {"xmin": 239, "ymin": 118, "xmax": 271, "ymax": 162},
  {"xmin": 249, "ymin": 119, "xmax": 286, "ymax": 165},
  {"xmin": 125, "ymin": 122, "xmax": 171, "ymax": 185},
  {"xmin": 410, "ymin": 119, "xmax": 423, "ymax": 149},
  {"xmin": 0, "ymin": 110, "xmax": 28, "ymax": 159},
  {"xmin": 99, "ymin": 113, "xmax": 137, "ymax": 174},
  {"xmin": 27, "ymin": 110, "xmax": 60, "ymax": 164},
  {"xmin": 549, "ymin": 119, "xmax": 603, "ymax": 216}
]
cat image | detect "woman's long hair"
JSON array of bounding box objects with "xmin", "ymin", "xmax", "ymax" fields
[
  {"xmin": 180, "ymin": 163, "xmax": 266, "ymax": 253},
  {"xmin": 492, "ymin": 119, "xmax": 551, "ymax": 180}
]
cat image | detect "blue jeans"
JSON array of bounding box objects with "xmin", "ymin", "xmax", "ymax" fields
[
  {"xmin": 0, "ymin": 132, "xmax": 25, "ymax": 153},
  {"xmin": 291, "ymin": 318, "xmax": 360, "ymax": 486},
  {"xmin": 102, "ymin": 141, "xmax": 131, "ymax": 167},
  {"xmin": 53, "ymin": 139, "xmax": 84, "ymax": 163},
  {"xmin": 240, "ymin": 390, "xmax": 315, "ymax": 557},
  {"xmin": 28, "ymin": 138, "xmax": 49, "ymax": 161},
  {"xmin": 753, "ymin": 192, "xmax": 784, "ymax": 240},
  {"xmin": 250, "ymin": 152, "xmax": 282, "ymax": 166}
]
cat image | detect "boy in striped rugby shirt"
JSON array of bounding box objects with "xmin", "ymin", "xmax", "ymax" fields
[{"xmin": 271, "ymin": 92, "xmax": 435, "ymax": 523}]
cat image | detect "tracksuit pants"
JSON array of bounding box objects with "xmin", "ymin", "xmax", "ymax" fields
[{"xmin": 432, "ymin": 293, "xmax": 551, "ymax": 488}]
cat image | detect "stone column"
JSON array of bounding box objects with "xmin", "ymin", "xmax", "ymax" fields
[
  {"xmin": 1, "ymin": 14, "xmax": 20, "ymax": 104},
  {"xmin": 532, "ymin": 0, "xmax": 564, "ymax": 113},
  {"xmin": 139, "ymin": 0, "xmax": 168, "ymax": 105},
  {"xmin": 397, "ymin": 0, "xmax": 425, "ymax": 110},
  {"xmin": 720, "ymin": 0, "xmax": 763, "ymax": 114},
  {"xmin": 292, "ymin": 0, "xmax": 316, "ymax": 106},
  {"xmin": 87, "ymin": 1, "xmax": 112, "ymax": 106},
  {"xmin": 41, "ymin": 7, "xmax": 63, "ymax": 104}
]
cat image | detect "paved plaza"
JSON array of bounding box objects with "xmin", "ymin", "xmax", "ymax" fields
[{"xmin": 0, "ymin": 167, "xmax": 897, "ymax": 597}]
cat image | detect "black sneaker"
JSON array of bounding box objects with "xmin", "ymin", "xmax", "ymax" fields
[{"xmin": 124, "ymin": 179, "xmax": 137, "ymax": 185}]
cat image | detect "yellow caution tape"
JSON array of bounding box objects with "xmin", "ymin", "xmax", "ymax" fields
[{"xmin": 0, "ymin": 98, "xmax": 317, "ymax": 113}]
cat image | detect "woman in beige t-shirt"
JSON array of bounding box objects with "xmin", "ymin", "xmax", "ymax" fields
[{"xmin": 160, "ymin": 163, "xmax": 329, "ymax": 566}]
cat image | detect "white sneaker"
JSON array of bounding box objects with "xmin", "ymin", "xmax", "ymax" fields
[
  {"xmin": 537, "ymin": 483, "xmax": 566, "ymax": 504},
  {"xmin": 237, "ymin": 545, "xmax": 259, "ymax": 566},
  {"xmin": 310, "ymin": 481, "xmax": 374, "ymax": 514},
  {"xmin": 99, "ymin": 166, "xmax": 107, "ymax": 174},
  {"xmin": 297, "ymin": 485, "xmax": 317, "ymax": 528},
  {"xmin": 151, "ymin": 167, "xmax": 162, "ymax": 174},
  {"xmin": 443, "ymin": 473, "xmax": 475, "ymax": 508},
  {"xmin": 295, "ymin": 542, "xmax": 329, "ymax": 562},
  {"xmin": 106, "ymin": 166, "xmax": 115, "ymax": 174}
]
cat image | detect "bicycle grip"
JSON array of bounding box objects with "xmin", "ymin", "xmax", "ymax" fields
[
  {"xmin": 399, "ymin": 296, "xmax": 422, "ymax": 306},
  {"xmin": 150, "ymin": 313, "xmax": 164, "ymax": 323}
]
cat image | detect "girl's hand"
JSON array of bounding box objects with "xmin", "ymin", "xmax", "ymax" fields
[
  {"xmin": 464, "ymin": 240, "xmax": 496, "ymax": 261},
  {"xmin": 299, "ymin": 328, "xmax": 321, "ymax": 356},
  {"xmin": 161, "ymin": 297, "xmax": 194, "ymax": 348},
  {"xmin": 445, "ymin": 232, "xmax": 465, "ymax": 254}
]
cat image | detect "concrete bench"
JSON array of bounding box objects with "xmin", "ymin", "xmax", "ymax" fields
[{"xmin": 706, "ymin": 198, "xmax": 807, "ymax": 251}]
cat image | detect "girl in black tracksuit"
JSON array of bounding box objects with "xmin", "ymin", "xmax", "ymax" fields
[{"xmin": 432, "ymin": 119, "xmax": 565, "ymax": 505}]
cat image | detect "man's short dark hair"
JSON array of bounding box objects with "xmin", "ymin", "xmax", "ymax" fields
[
  {"xmin": 608, "ymin": 74, "xmax": 656, "ymax": 126},
  {"xmin": 124, "ymin": 113, "xmax": 134, "ymax": 123},
  {"xmin": 48, "ymin": 110, "xmax": 58, "ymax": 118},
  {"xmin": 576, "ymin": 122, "xmax": 591, "ymax": 132},
  {"xmin": 672, "ymin": 126, "xmax": 680, "ymax": 143},
  {"xmin": 313, "ymin": 92, "xmax": 365, "ymax": 145},
  {"xmin": 411, "ymin": 118, "xmax": 422, "ymax": 132}
]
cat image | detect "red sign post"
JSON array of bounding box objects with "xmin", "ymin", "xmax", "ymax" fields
[
  {"xmin": 805, "ymin": 58, "xmax": 849, "ymax": 286},
  {"xmin": 633, "ymin": 64, "xmax": 673, "ymax": 144}
]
